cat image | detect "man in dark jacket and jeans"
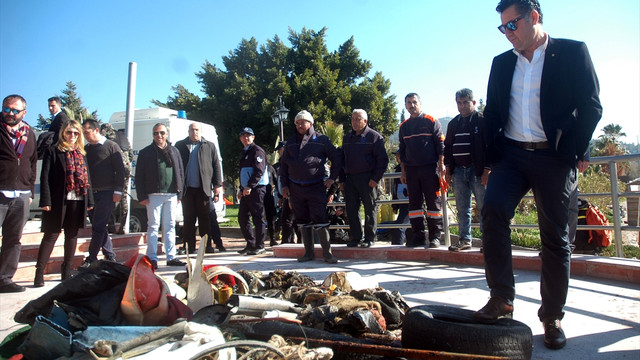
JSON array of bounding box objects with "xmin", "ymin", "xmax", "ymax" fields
[
  {"xmin": 443, "ymin": 88, "xmax": 489, "ymax": 251},
  {"xmin": 0, "ymin": 94, "xmax": 37, "ymax": 293},
  {"xmin": 341, "ymin": 109, "xmax": 389, "ymax": 248},
  {"xmin": 176, "ymin": 123, "xmax": 224, "ymax": 254},
  {"xmin": 81, "ymin": 119, "xmax": 125, "ymax": 267},
  {"xmin": 135, "ymin": 123, "xmax": 185, "ymax": 269}
]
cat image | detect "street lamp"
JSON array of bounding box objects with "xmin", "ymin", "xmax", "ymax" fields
[{"xmin": 271, "ymin": 95, "xmax": 289, "ymax": 141}]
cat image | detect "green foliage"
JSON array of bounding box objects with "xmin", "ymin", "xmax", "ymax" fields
[
  {"xmin": 156, "ymin": 27, "xmax": 398, "ymax": 184},
  {"xmin": 599, "ymin": 244, "xmax": 640, "ymax": 259},
  {"xmin": 219, "ymin": 205, "xmax": 239, "ymax": 227},
  {"xmin": 38, "ymin": 81, "xmax": 100, "ymax": 128}
]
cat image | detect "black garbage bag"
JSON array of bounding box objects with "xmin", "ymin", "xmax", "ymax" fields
[{"xmin": 14, "ymin": 260, "xmax": 131, "ymax": 327}]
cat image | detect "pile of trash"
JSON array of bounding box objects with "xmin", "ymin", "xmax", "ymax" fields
[{"xmin": 3, "ymin": 249, "xmax": 410, "ymax": 360}]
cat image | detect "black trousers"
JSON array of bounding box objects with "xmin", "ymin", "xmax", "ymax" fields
[
  {"xmin": 182, "ymin": 187, "xmax": 211, "ymax": 251},
  {"xmin": 238, "ymin": 186, "xmax": 266, "ymax": 250},
  {"xmin": 481, "ymin": 144, "xmax": 575, "ymax": 322}
]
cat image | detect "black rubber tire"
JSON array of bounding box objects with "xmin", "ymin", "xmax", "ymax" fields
[
  {"xmin": 402, "ymin": 305, "xmax": 533, "ymax": 360},
  {"xmin": 129, "ymin": 208, "xmax": 148, "ymax": 233}
]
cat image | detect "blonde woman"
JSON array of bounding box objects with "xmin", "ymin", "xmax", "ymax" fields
[{"xmin": 34, "ymin": 120, "xmax": 93, "ymax": 286}]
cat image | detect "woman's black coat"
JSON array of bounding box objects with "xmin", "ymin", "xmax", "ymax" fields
[{"xmin": 40, "ymin": 146, "xmax": 94, "ymax": 233}]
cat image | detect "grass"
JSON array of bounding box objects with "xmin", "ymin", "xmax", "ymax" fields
[{"xmin": 220, "ymin": 204, "xmax": 239, "ymax": 227}]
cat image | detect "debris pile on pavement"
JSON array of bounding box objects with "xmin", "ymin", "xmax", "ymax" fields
[{"xmin": 3, "ymin": 250, "xmax": 411, "ymax": 360}]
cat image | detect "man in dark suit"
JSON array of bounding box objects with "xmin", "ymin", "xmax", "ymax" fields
[
  {"xmin": 473, "ymin": 0, "xmax": 602, "ymax": 351},
  {"xmin": 47, "ymin": 96, "xmax": 70, "ymax": 141}
]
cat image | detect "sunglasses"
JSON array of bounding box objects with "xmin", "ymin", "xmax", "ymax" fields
[
  {"xmin": 2, "ymin": 107, "xmax": 26, "ymax": 115},
  {"xmin": 65, "ymin": 131, "xmax": 80, "ymax": 137},
  {"xmin": 498, "ymin": 15, "xmax": 525, "ymax": 34},
  {"xmin": 153, "ymin": 131, "xmax": 166, "ymax": 136}
]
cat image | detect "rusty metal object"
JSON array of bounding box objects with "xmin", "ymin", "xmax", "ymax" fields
[{"xmin": 286, "ymin": 337, "xmax": 507, "ymax": 359}]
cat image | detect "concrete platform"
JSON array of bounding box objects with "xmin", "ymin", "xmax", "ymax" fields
[{"xmin": 1, "ymin": 231, "xmax": 638, "ymax": 359}]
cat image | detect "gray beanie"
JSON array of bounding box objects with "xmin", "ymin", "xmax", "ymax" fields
[{"xmin": 295, "ymin": 110, "xmax": 314, "ymax": 124}]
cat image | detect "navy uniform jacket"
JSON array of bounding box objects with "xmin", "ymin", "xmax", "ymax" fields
[
  {"xmin": 340, "ymin": 125, "xmax": 389, "ymax": 183},
  {"xmin": 279, "ymin": 127, "xmax": 342, "ymax": 187},
  {"xmin": 239, "ymin": 143, "xmax": 268, "ymax": 190},
  {"xmin": 398, "ymin": 113, "xmax": 444, "ymax": 167}
]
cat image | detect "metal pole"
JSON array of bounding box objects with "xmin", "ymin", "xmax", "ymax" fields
[
  {"xmin": 609, "ymin": 161, "xmax": 623, "ymax": 257},
  {"xmin": 123, "ymin": 62, "xmax": 137, "ymax": 234},
  {"xmin": 279, "ymin": 120, "xmax": 284, "ymax": 142}
]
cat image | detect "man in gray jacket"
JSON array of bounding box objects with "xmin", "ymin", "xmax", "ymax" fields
[{"xmin": 175, "ymin": 123, "xmax": 224, "ymax": 254}]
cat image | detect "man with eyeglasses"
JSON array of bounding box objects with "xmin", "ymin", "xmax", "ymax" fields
[
  {"xmin": 81, "ymin": 119, "xmax": 126, "ymax": 268},
  {"xmin": 475, "ymin": 0, "xmax": 602, "ymax": 350},
  {"xmin": 0, "ymin": 95, "xmax": 37, "ymax": 293},
  {"xmin": 135, "ymin": 123, "xmax": 185, "ymax": 269}
]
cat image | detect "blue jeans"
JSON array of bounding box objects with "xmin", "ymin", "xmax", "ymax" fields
[
  {"xmin": 453, "ymin": 166, "xmax": 486, "ymax": 242},
  {"xmin": 88, "ymin": 191, "xmax": 116, "ymax": 261},
  {"xmin": 145, "ymin": 193, "xmax": 178, "ymax": 261}
]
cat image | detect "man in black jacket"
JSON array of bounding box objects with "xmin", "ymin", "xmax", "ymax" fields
[
  {"xmin": 135, "ymin": 123, "xmax": 186, "ymax": 269},
  {"xmin": 443, "ymin": 89, "xmax": 489, "ymax": 252},
  {"xmin": 474, "ymin": 0, "xmax": 602, "ymax": 350},
  {"xmin": 175, "ymin": 123, "xmax": 224, "ymax": 254},
  {"xmin": 81, "ymin": 119, "xmax": 125, "ymax": 267},
  {"xmin": 0, "ymin": 94, "xmax": 37, "ymax": 293},
  {"xmin": 237, "ymin": 127, "xmax": 268, "ymax": 256}
]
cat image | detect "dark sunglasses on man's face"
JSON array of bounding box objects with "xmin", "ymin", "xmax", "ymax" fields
[
  {"xmin": 2, "ymin": 107, "xmax": 25, "ymax": 115},
  {"xmin": 498, "ymin": 15, "xmax": 525, "ymax": 34},
  {"xmin": 153, "ymin": 131, "xmax": 166, "ymax": 136}
]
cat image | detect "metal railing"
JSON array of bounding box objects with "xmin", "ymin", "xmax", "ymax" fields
[{"xmin": 329, "ymin": 153, "xmax": 640, "ymax": 258}]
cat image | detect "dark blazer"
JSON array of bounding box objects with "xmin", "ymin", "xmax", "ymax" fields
[
  {"xmin": 49, "ymin": 111, "xmax": 71, "ymax": 142},
  {"xmin": 40, "ymin": 146, "xmax": 93, "ymax": 233},
  {"xmin": 175, "ymin": 136, "xmax": 223, "ymax": 197},
  {"xmin": 135, "ymin": 142, "xmax": 184, "ymax": 202},
  {"xmin": 484, "ymin": 37, "xmax": 602, "ymax": 165}
]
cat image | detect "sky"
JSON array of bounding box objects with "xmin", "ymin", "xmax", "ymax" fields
[{"xmin": 1, "ymin": 0, "xmax": 639, "ymax": 143}]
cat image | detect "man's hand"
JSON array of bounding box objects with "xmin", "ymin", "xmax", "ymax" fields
[
  {"xmin": 140, "ymin": 199, "xmax": 149, "ymax": 206},
  {"xmin": 481, "ymin": 168, "xmax": 491, "ymax": 186},
  {"xmin": 42, "ymin": 206, "xmax": 51, "ymax": 211},
  {"xmin": 400, "ymin": 172, "xmax": 407, "ymax": 184},
  {"xmin": 577, "ymin": 160, "xmax": 589, "ymax": 173},
  {"xmin": 445, "ymin": 170, "xmax": 452, "ymax": 185},
  {"xmin": 282, "ymin": 186, "xmax": 290, "ymax": 199},
  {"xmin": 242, "ymin": 188, "xmax": 252, "ymax": 196},
  {"xmin": 324, "ymin": 179, "xmax": 335, "ymax": 189},
  {"xmin": 368, "ymin": 180, "xmax": 377, "ymax": 188},
  {"xmin": 113, "ymin": 193, "xmax": 122, "ymax": 203}
]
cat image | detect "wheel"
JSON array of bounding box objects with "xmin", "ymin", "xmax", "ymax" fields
[
  {"xmin": 129, "ymin": 208, "xmax": 148, "ymax": 233},
  {"xmin": 402, "ymin": 305, "xmax": 533, "ymax": 359}
]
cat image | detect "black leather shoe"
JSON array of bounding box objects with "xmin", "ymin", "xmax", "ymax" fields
[
  {"xmin": 238, "ymin": 247, "xmax": 249, "ymax": 255},
  {"xmin": 166, "ymin": 258, "xmax": 186, "ymax": 267},
  {"xmin": 0, "ymin": 282, "xmax": 26, "ymax": 293},
  {"xmin": 359, "ymin": 241, "xmax": 372, "ymax": 248},
  {"xmin": 247, "ymin": 248, "xmax": 266, "ymax": 255},
  {"xmin": 346, "ymin": 240, "xmax": 360, "ymax": 247},
  {"xmin": 205, "ymin": 246, "xmax": 216, "ymax": 254},
  {"xmin": 473, "ymin": 296, "xmax": 514, "ymax": 323},
  {"xmin": 216, "ymin": 244, "xmax": 227, "ymax": 252},
  {"xmin": 543, "ymin": 319, "xmax": 567, "ymax": 349}
]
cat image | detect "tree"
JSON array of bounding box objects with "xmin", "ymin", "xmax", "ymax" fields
[
  {"xmin": 591, "ymin": 124, "xmax": 629, "ymax": 176},
  {"xmin": 37, "ymin": 81, "xmax": 100, "ymax": 129},
  {"xmin": 155, "ymin": 27, "xmax": 398, "ymax": 184}
]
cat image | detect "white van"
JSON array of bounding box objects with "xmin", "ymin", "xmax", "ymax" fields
[{"xmin": 108, "ymin": 107, "xmax": 226, "ymax": 232}]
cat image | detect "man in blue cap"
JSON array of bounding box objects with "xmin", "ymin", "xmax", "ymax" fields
[{"xmin": 237, "ymin": 127, "xmax": 269, "ymax": 255}]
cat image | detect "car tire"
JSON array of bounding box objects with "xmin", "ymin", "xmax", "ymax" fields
[
  {"xmin": 402, "ymin": 305, "xmax": 533, "ymax": 360},
  {"xmin": 129, "ymin": 208, "xmax": 148, "ymax": 233}
]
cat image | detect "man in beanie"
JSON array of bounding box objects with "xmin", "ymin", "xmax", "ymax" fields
[
  {"xmin": 279, "ymin": 110, "xmax": 342, "ymax": 263},
  {"xmin": 237, "ymin": 127, "xmax": 269, "ymax": 255}
]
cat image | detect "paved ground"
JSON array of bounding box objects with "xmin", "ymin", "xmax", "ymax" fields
[{"xmin": 1, "ymin": 235, "xmax": 638, "ymax": 359}]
